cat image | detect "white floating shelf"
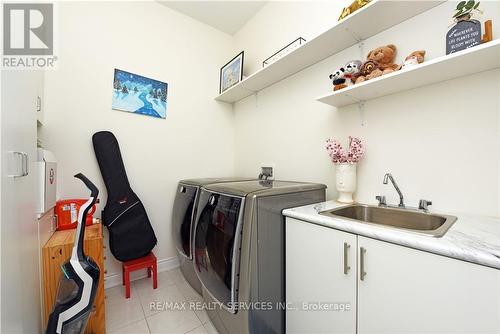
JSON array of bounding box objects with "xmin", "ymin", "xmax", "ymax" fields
[
  {"xmin": 215, "ymin": 0, "xmax": 444, "ymax": 103},
  {"xmin": 316, "ymin": 40, "xmax": 500, "ymax": 108}
]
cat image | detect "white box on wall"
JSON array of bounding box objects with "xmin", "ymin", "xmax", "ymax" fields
[{"xmin": 36, "ymin": 149, "xmax": 57, "ymax": 216}]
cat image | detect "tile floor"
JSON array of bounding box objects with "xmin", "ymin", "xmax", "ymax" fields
[{"xmin": 105, "ymin": 268, "xmax": 219, "ymax": 334}]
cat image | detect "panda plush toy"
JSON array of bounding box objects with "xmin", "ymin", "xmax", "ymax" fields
[{"xmin": 329, "ymin": 68, "xmax": 346, "ymax": 91}]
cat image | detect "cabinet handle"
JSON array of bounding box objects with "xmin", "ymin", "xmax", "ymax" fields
[
  {"xmin": 7, "ymin": 151, "xmax": 26, "ymax": 178},
  {"xmin": 343, "ymin": 242, "xmax": 351, "ymax": 275},
  {"xmin": 22, "ymin": 153, "xmax": 29, "ymax": 176},
  {"xmin": 360, "ymin": 247, "xmax": 367, "ymax": 281}
]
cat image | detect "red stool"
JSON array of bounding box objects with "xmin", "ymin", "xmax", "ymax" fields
[{"xmin": 122, "ymin": 252, "xmax": 157, "ymax": 298}]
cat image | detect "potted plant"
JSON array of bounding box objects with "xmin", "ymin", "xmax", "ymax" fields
[
  {"xmin": 325, "ymin": 136, "xmax": 365, "ymax": 204},
  {"xmin": 453, "ymin": 0, "xmax": 482, "ymax": 22}
]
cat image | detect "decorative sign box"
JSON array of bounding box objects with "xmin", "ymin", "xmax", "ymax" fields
[{"xmin": 446, "ymin": 19, "xmax": 482, "ymax": 55}]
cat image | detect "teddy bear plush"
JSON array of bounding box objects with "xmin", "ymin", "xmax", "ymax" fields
[
  {"xmin": 397, "ymin": 50, "xmax": 426, "ymax": 70},
  {"xmin": 355, "ymin": 44, "xmax": 398, "ymax": 84}
]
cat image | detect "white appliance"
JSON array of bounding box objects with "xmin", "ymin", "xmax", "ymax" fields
[{"xmin": 36, "ymin": 149, "xmax": 57, "ymax": 215}]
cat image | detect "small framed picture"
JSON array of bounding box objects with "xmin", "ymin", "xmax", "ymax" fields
[{"xmin": 219, "ymin": 51, "xmax": 244, "ymax": 94}]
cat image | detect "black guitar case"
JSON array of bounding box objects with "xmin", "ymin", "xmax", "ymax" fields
[{"xmin": 92, "ymin": 131, "xmax": 157, "ymax": 262}]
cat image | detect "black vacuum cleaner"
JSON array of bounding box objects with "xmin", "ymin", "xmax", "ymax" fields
[{"xmin": 46, "ymin": 173, "xmax": 100, "ymax": 334}]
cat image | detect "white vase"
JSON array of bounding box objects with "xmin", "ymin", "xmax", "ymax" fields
[{"xmin": 335, "ymin": 163, "xmax": 357, "ymax": 204}]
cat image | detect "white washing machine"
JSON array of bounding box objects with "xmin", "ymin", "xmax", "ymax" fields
[
  {"xmin": 193, "ymin": 180, "xmax": 326, "ymax": 333},
  {"xmin": 172, "ymin": 178, "xmax": 254, "ymax": 294}
]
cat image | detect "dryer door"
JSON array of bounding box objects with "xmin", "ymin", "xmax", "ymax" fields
[
  {"xmin": 172, "ymin": 184, "xmax": 198, "ymax": 259},
  {"xmin": 193, "ymin": 190, "xmax": 244, "ymax": 313}
]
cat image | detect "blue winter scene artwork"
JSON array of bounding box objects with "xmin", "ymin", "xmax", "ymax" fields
[{"xmin": 112, "ymin": 69, "xmax": 167, "ymax": 119}]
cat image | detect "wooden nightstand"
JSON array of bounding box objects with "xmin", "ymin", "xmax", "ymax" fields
[{"xmin": 42, "ymin": 223, "xmax": 106, "ymax": 334}]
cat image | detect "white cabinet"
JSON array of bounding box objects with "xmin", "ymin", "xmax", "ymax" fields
[
  {"xmin": 286, "ymin": 218, "xmax": 357, "ymax": 334},
  {"xmin": 285, "ymin": 217, "xmax": 500, "ymax": 334},
  {"xmin": 1, "ymin": 69, "xmax": 43, "ymax": 333},
  {"xmin": 357, "ymin": 235, "xmax": 500, "ymax": 334}
]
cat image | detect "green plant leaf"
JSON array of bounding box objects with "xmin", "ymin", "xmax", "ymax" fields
[
  {"xmin": 453, "ymin": 9, "xmax": 465, "ymax": 18},
  {"xmin": 456, "ymin": 1, "xmax": 466, "ymax": 10}
]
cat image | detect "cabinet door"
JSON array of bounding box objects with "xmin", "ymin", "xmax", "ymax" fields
[
  {"xmin": 38, "ymin": 208, "xmax": 56, "ymax": 323},
  {"xmin": 358, "ymin": 236, "xmax": 500, "ymax": 334},
  {"xmin": 1, "ymin": 70, "xmax": 41, "ymax": 333},
  {"xmin": 42, "ymin": 225, "xmax": 106, "ymax": 334},
  {"xmin": 286, "ymin": 218, "xmax": 357, "ymax": 334}
]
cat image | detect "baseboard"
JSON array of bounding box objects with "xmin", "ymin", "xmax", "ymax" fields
[{"xmin": 104, "ymin": 256, "xmax": 180, "ymax": 290}]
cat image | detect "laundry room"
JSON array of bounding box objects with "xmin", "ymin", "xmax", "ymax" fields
[{"xmin": 1, "ymin": 1, "xmax": 500, "ymax": 333}]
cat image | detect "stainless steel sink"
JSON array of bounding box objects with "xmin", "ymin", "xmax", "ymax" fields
[{"xmin": 320, "ymin": 204, "xmax": 457, "ymax": 237}]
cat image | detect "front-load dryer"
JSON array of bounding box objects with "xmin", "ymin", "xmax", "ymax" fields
[
  {"xmin": 172, "ymin": 178, "xmax": 254, "ymax": 294},
  {"xmin": 193, "ymin": 180, "xmax": 326, "ymax": 334}
]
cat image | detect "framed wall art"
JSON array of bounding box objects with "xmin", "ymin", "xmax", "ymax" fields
[
  {"xmin": 112, "ymin": 69, "xmax": 168, "ymax": 119},
  {"xmin": 219, "ymin": 51, "xmax": 244, "ymax": 94}
]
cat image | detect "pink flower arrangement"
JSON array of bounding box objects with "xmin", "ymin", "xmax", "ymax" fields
[{"xmin": 325, "ymin": 136, "xmax": 365, "ymax": 164}]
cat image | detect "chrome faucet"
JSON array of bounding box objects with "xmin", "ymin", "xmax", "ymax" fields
[
  {"xmin": 418, "ymin": 199, "xmax": 432, "ymax": 212},
  {"xmin": 375, "ymin": 195, "xmax": 386, "ymax": 206},
  {"xmin": 383, "ymin": 173, "xmax": 405, "ymax": 207}
]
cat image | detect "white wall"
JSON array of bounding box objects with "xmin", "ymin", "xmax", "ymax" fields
[
  {"xmin": 233, "ymin": 1, "xmax": 347, "ymax": 75},
  {"xmin": 233, "ymin": 1, "xmax": 500, "ymax": 217},
  {"xmin": 41, "ymin": 1, "xmax": 235, "ymax": 279}
]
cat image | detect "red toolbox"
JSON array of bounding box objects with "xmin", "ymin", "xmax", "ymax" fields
[{"xmin": 55, "ymin": 199, "xmax": 98, "ymax": 230}]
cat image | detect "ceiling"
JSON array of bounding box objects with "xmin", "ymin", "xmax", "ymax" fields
[{"xmin": 158, "ymin": 1, "xmax": 267, "ymax": 35}]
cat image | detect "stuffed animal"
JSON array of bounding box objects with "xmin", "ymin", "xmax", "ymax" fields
[
  {"xmin": 329, "ymin": 68, "xmax": 347, "ymax": 91},
  {"xmin": 398, "ymin": 50, "xmax": 426, "ymax": 70},
  {"xmin": 343, "ymin": 60, "xmax": 362, "ymax": 86},
  {"xmin": 355, "ymin": 44, "xmax": 398, "ymax": 84},
  {"xmin": 367, "ymin": 44, "xmax": 398, "ymax": 74},
  {"xmin": 328, "ymin": 60, "xmax": 362, "ymax": 91},
  {"xmin": 355, "ymin": 60, "xmax": 379, "ymax": 84}
]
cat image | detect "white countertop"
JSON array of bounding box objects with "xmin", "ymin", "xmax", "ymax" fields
[{"xmin": 283, "ymin": 201, "xmax": 500, "ymax": 270}]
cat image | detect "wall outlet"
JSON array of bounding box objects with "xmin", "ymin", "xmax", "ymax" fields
[{"xmin": 259, "ymin": 163, "xmax": 275, "ymax": 180}]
